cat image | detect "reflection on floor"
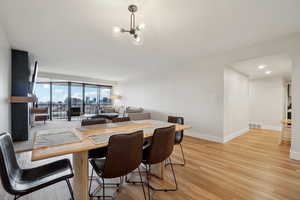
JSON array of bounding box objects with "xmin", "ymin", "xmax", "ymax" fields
[{"xmin": 2, "ymin": 129, "xmax": 299, "ymax": 200}]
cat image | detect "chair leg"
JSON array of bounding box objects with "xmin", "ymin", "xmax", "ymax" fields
[
  {"xmin": 89, "ymin": 169, "xmax": 120, "ymax": 199},
  {"xmin": 147, "ymin": 158, "xmax": 178, "ymax": 192},
  {"xmin": 179, "ymin": 144, "xmax": 186, "ymax": 166},
  {"xmin": 145, "ymin": 165, "xmax": 151, "ymax": 200},
  {"xmin": 102, "ymin": 177, "xmax": 105, "ymax": 200},
  {"xmin": 138, "ymin": 167, "xmax": 147, "ymax": 200},
  {"xmin": 65, "ymin": 179, "xmax": 75, "ymax": 200},
  {"xmin": 14, "ymin": 195, "xmax": 21, "ymax": 200},
  {"xmin": 166, "ymin": 144, "xmax": 186, "ymax": 166},
  {"xmin": 89, "ymin": 168, "xmax": 94, "ymax": 197},
  {"xmin": 169, "ymin": 157, "xmax": 178, "ymax": 190}
]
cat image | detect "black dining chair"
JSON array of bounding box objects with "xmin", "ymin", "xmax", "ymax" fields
[
  {"xmin": 89, "ymin": 131, "xmax": 146, "ymax": 199},
  {"xmin": 112, "ymin": 117, "xmax": 130, "ymax": 123},
  {"xmin": 0, "ymin": 132, "xmax": 74, "ymax": 200},
  {"xmin": 81, "ymin": 118, "xmax": 106, "ymax": 126},
  {"xmin": 142, "ymin": 126, "xmax": 177, "ymax": 199},
  {"xmin": 168, "ymin": 116, "xmax": 186, "ymax": 166}
]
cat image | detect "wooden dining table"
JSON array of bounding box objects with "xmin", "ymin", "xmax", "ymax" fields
[{"xmin": 31, "ymin": 120, "xmax": 191, "ymax": 200}]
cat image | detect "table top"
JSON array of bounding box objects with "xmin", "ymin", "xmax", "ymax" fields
[{"xmin": 31, "ymin": 120, "xmax": 191, "ymax": 161}]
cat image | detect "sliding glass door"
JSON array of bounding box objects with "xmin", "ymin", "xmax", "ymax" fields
[
  {"xmin": 35, "ymin": 83, "xmax": 50, "ymax": 109},
  {"xmin": 71, "ymin": 83, "xmax": 83, "ymax": 113},
  {"xmin": 100, "ymin": 87, "xmax": 112, "ymax": 105},
  {"xmin": 52, "ymin": 83, "xmax": 68, "ymax": 119},
  {"xmin": 34, "ymin": 81, "xmax": 112, "ymax": 120},
  {"xmin": 85, "ymin": 85, "xmax": 99, "ymax": 114}
]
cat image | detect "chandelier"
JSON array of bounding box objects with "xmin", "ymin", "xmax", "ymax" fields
[{"xmin": 113, "ymin": 5, "xmax": 145, "ymax": 45}]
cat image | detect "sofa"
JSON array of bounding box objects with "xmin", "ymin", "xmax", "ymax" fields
[
  {"xmin": 126, "ymin": 106, "xmax": 151, "ymax": 120},
  {"xmin": 101, "ymin": 106, "xmax": 151, "ymax": 120}
]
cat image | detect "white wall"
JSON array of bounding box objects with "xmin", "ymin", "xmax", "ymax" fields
[
  {"xmin": 0, "ymin": 24, "xmax": 11, "ymax": 132},
  {"xmin": 223, "ymin": 68, "xmax": 249, "ymax": 142},
  {"xmin": 290, "ymin": 50, "xmax": 300, "ymax": 160},
  {"xmin": 38, "ymin": 72, "xmax": 118, "ymax": 86},
  {"xmin": 120, "ymin": 34, "xmax": 300, "ymax": 157},
  {"xmin": 249, "ymin": 77, "xmax": 284, "ymax": 131},
  {"xmin": 120, "ymin": 60, "xmax": 225, "ymax": 142}
]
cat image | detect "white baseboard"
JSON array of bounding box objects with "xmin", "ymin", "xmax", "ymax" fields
[
  {"xmin": 223, "ymin": 128, "xmax": 249, "ymax": 143},
  {"xmin": 250, "ymin": 122, "xmax": 281, "ymax": 131},
  {"xmin": 261, "ymin": 125, "xmax": 281, "ymax": 131},
  {"xmin": 290, "ymin": 150, "xmax": 300, "ymax": 160},
  {"xmin": 185, "ymin": 130, "xmax": 223, "ymax": 143}
]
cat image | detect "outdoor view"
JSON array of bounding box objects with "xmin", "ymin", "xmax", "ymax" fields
[{"xmin": 35, "ymin": 82, "xmax": 112, "ymax": 119}]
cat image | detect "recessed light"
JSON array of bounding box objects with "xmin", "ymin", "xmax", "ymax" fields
[
  {"xmin": 258, "ymin": 65, "xmax": 267, "ymax": 69},
  {"xmin": 265, "ymin": 70, "xmax": 272, "ymax": 74}
]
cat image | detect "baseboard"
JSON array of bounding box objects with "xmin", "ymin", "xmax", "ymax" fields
[
  {"xmin": 250, "ymin": 122, "xmax": 281, "ymax": 131},
  {"xmin": 290, "ymin": 150, "xmax": 300, "ymax": 160},
  {"xmin": 185, "ymin": 130, "xmax": 223, "ymax": 143},
  {"xmin": 261, "ymin": 125, "xmax": 281, "ymax": 131},
  {"xmin": 223, "ymin": 128, "xmax": 249, "ymax": 143}
]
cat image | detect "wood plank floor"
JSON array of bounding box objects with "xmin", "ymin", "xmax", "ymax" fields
[{"xmin": 1, "ymin": 129, "xmax": 300, "ymax": 200}]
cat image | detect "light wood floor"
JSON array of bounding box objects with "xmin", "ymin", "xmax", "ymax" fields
[{"xmin": 1, "ymin": 129, "xmax": 300, "ymax": 200}]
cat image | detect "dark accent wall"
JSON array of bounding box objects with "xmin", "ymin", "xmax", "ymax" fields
[{"xmin": 11, "ymin": 49, "xmax": 31, "ymax": 141}]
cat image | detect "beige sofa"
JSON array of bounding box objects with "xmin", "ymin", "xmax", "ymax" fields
[
  {"xmin": 126, "ymin": 106, "xmax": 151, "ymax": 120},
  {"xmin": 128, "ymin": 112, "xmax": 151, "ymax": 120}
]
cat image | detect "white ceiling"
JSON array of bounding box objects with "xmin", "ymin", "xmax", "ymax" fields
[
  {"xmin": 232, "ymin": 55, "xmax": 292, "ymax": 80},
  {"xmin": 0, "ymin": 0, "xmax": 300, "ymax": 81}
]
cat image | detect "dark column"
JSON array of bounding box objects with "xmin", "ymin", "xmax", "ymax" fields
[
  {"xmin": 82, "ymin": 83, "xmax": 85, "ymax": 114},
  {"xmin": 67, "ymin": 82, "xmax": 72, "ymax": 121},
  {"xmin": 49, "ymin": 82, "xmax": 53, "ymax": 120}
]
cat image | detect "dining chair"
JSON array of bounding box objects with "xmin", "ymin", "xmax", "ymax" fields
[
  {"xmin": 142, "ymin": 126, "xmax": 177, "ymax": 199},
  {"xmin": 167, "ymin": 116, "xmax": 186, "ymax": 166},
  {"xmin": 0, "ymin": 132, "xmax": 75, "ymax": 200},
  {"xmin": 88, "ymin": 131, "xmax": 146, "ymax": 199},
  {"xmin": 81, "ymin": 119, "xmax": 107, "ymax": 159},
  {"xmin": 81, "ymin": 118, "xmax": 106, "ymax": 126},
  {"xmin": 112, "ymin": 117, "xmax": 130, "ymax": 123}
]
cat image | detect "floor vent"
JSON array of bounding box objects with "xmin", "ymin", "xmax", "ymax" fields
[{"xmin": 249, "ymin": 123, "xmax": 261, "ymax": 129}]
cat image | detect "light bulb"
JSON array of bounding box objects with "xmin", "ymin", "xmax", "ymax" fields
[
  {"xmin": 258, "ymin": 65, "xmax": 267, "ymax": 69},
  {"xmin": 132, "ymin": 34, "xmax": 144, "ymax": 46},
  {"xmin": 137, "ymin": 23, "xmax": 146, "ymax": 31},
  {"xmin": 112, "ymin": 26, "xmax": 122, "ymax": 37},
  {"xmin": 265, "ymin": 70, "xmax": 272, "ymax": 74}
]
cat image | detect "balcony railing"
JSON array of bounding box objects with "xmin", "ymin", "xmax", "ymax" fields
[{"xmin": 36, "ymin": 103, "xmax": 101, "ymax": 120}]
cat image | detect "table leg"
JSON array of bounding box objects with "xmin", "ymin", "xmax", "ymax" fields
[
  {"xmin": 73, "ymin": 151, "xmax": 89, "ymax": 200},
  {"xmin": 150, "ymin": 162, "xmax": 164, "ymax": 179}
]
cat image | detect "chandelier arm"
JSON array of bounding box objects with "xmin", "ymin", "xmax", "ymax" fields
[{"xmin": 130, "ymin": 13, "xmax": 135, "ymax": 31}]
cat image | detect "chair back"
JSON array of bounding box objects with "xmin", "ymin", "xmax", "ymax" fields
[
  {"xmin": 31, "ymin": 107, "xmax": 48, "ymax": 114},
  {"xmin": 112, "ymin": 117, "xmax": 130, "ymax": 123},
  {"xmin": 81, "ymin": 119, "xmax": 106, "ymax": 126},
  {"xmin": 168, "ymin": 116, "xmax": 184, "ymax": 144},
  {"xmin": 0, "ymin": 132, "xmax": 21, "ymax": 195},
  {"xmin": 144, "ymin": 126, "xmax": 175, "ymax": 164},
  {"xmin": 68, "ymin": 107, "xmax": 81, "ymax": 117},
  {"xmin": 102, "ymin": 131, "xmax": 143, "ymax": 178}
]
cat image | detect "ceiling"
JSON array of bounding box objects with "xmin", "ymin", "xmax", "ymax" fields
[
  {"xmin": 232, "ymin": 55, "xmax": 292, "ymax": 80},
  {"xmin": 0, "ymin": 0, "xmax": 300, "ymax": 81}
]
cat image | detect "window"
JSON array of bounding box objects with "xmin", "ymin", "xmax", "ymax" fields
[
  {"xmin": 71, "ymin": 83, "xmax": 83, "ymax": 111},
  {"xmin": 52, "ymin": 83, "xmax": 68, "ymax": 119},
  {"xmin": 35, "ymin": 83, "xmax": 50, "ymax": 108},
  {"xmin": 85, "ymin": 85, "xmax": 99, "ymax": 114},
  {"xmin": 100, "ymin": 87, "xmax": 112, "ymax": 105},
  {"xmin": 34, "ymin": 81, "xmax": 112, "ymax": 120}
]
